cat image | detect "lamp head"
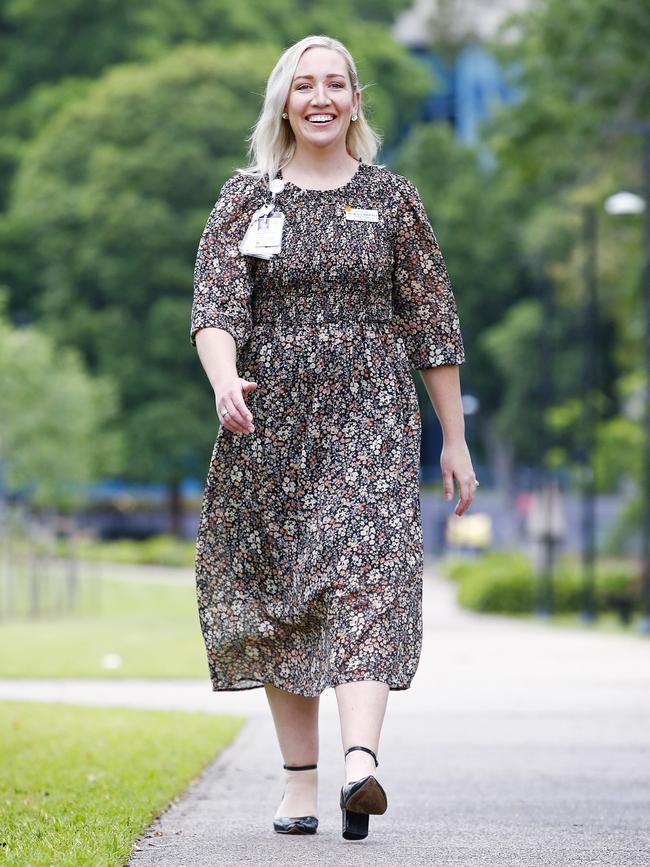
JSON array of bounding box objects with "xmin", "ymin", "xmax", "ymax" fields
[{"xmin": 604, "ymin": 191, "xmax": 646, "ymax": 215}]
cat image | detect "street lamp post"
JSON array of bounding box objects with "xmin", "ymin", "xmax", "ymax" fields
[
  {"xmin": 536, "ymin": 270, "xmax": 556, "ymax": 617},
  {"xmin": 604, "ymin": 120, "xmax": 650, "ymax": 634},
  {"xmin": 579, "ymin": 204, "xmax": 598, "ymax": 623}
]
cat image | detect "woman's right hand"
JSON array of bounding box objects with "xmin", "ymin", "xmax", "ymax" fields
[{"xmin": 214, "ymin": 377, "xmax": 257, "ymax": 433}]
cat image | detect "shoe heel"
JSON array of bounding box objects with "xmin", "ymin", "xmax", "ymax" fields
[{"xmin": 341, "ymin": 806, "xmax": 369, "ymax": 840}]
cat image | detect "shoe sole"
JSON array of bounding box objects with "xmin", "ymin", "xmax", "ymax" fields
[
  {"xmin": 273, "ymin": 824, "xmax": 318, "ymax": 835},
  {"xmin": 343, "ymin": 776, "xmax": 388, "ymax": 815}
]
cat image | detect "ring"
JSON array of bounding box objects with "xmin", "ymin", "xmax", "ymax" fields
[{"xmin": 222, "ymin": 409, "xmax": 230, "ymax": 416}]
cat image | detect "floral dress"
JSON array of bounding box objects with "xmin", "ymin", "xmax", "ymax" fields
[{"xmin": 190, "ymin": 159, "xmax": 465, "ymax": 696}]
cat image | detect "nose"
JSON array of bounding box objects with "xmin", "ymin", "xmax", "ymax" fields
[{"xmin": 311, "ymin": 82, "xmax": 332, "ymax": 106}]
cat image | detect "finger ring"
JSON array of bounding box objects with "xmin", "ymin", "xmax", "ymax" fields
[
  {"xmin": 222, "ymin": 409, "xmax": 230, "ymax": 416},
  {"xmin": 475, "ymin": 479, "xmax": 480, "ymax": 486}
]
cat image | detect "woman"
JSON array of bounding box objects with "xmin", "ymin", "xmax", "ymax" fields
[{"xmin": 190, "ymin": 34, "xmax": 477, "ymax": 841}]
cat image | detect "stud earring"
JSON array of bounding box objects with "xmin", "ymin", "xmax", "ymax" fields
[
  {"xmin": 282, "ymin": 112, "xmax": 288, "ymax": 119},
  {"xmin": 351, "ymin": 114, "xmax": 358, "ymax": 121}
]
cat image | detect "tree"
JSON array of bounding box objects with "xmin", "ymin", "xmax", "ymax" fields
[
  {"xmin": 0, "ymin": 290, "xmax": 121, "ymax": 510},
  {"xmin": 466, "ymin": 0, "xmax": 650, "ymax": 498},
  {"xmin": 7, "ymin": 44, "xmax": 271, "ymax": 529},
  {"xmin": 0, "ymin": 1, "xmax": 415, "ymax": 206},
  {"xmin": 392, "ymin": 123, "xmax": 525, "ymax": 418},
  {"xmin": 490, "ymin": 0, "xmax": 650, "ymax": 195}
]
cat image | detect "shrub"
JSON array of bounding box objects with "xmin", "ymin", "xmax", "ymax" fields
[
  {"xmin": 446, "ymin": 550, "xmax": 641, "ymax": 617},
  {"xmin": 456, "ymin": 560, "xmax": 536, "ymax": 613},
  {"xmin": 59, "ymin": 534, "xmax": 196, "ymax": 567}
]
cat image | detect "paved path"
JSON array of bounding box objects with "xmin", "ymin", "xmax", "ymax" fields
[{"xmin": 2, "ymin": 565, "xmax": 649, "ymax": 864}]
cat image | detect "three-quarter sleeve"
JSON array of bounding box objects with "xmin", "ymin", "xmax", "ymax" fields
[
  {"xmin": 190, "ymin": 174, "xmax": 257, "ymax": 349},
  {"xmin": 391, "ymin": 177, "xmax": 465, "ymax": 369}
]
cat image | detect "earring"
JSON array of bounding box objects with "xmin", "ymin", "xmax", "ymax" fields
[
  {"xmin": 351, "ymin": 114, "xmax": 358, "ymax": 121},
  {"xmin": 282, "ymin": 112, "xmax": 288, "ymax": 119}
]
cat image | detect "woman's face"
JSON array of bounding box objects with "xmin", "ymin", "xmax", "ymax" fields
[{"xmin": 284, "ymin": 47, "xmax": 360, "ymax": 153}]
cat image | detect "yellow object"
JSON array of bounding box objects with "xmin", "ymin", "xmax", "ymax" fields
[{"xmin": 446, "ymin": 512, "xmax": 492, "ymax": 549}]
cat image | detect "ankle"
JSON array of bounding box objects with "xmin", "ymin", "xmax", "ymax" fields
[
  {"xmin": 285, "ymin": 767, "xmax": 318, "ymax": 783},
  {"xmin": 276, "ymin": 767, "xmax": 318, "ymax": 819},
  {"xmin": 344, "ymin": 751, "xmax": 377, "ymax": 784}
]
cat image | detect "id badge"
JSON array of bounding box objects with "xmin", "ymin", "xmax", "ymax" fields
[
  {"xmin": 239, "ymin": 208, "xmax": 285, "ymax": 259},
  {"xmin": 255, "ymin": 212, "xmax": 285, "ymax": 249}
]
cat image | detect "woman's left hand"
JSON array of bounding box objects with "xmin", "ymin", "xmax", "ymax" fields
[{"xmin": 440, "ymin": 439, "xmax": 479, "ymax": 517}]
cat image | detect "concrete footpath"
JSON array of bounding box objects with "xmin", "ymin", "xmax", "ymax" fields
[{"xmin": 2, "ymin": 565, "xmax": 650, "ymax": 865}]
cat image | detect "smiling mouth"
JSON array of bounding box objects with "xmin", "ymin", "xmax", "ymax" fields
[{"xmin": 306, "ymin": 114, "xmax": 337, "ymax": 124}]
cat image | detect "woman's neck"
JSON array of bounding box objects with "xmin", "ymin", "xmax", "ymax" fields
[{"xmin": 281, "ymin": 148, "xmax": 359, "ymax": 188}]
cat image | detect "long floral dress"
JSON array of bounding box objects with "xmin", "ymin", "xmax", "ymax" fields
[{"xmin": 190, "ymin": 159, "xmax": 465, "ymax": 697}]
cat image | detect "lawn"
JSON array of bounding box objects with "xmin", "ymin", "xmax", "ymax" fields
[
  {"xmin": 3, "ymin": 558, "xmax": 644, "ymax": 682},
  {"xmin": 0, "ymin": 576, "xmax": 208, "ymax": 679},
  {"xmin": 0, "ymin": 701, "xmax": 245, "ymax": 866}
]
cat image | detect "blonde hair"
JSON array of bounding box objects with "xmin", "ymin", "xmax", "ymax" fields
[{"xmin": 238, "ymin": 35, "xmax": 382, "ymax": 182}]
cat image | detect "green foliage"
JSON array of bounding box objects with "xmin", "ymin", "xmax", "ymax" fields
[
  {"xmin": 9, "ymin": 43, "xmax": 276, "ymax": 486},
  {"xmin": 491, "ymin": 0, "xmax": 650, "ymax": 194},
  {"xmin": 601, "ymin": 495, "xmax": 645, "ymax": 556},
  {"xmin": 0, "ymin": 0, "xmax": 411, "ymax": 103},
  {"xmin": 445, "ymin": 550, "xmax": 642, "ymax": 616},
  {"xmin": 0, "ymin": 2, "xmax": 419, "ymax": 199},
  {"xmin": 554, "ymin": 557, "xmax": 642, "ymax": 614},
  {"xmin": 446, "ymin": 549, "xmax": 532, "ymax": 579},
  {"xmin": 349, "ymin": 26, "xmax": 433, "ymax": 148},
  {"xmin": 480, "ymin": 299, "xmax": 546, "ymax": 464},
  {"xmin": 392, "ymin": 122, "xmax": 524, "ymax": 420},
  {"xmin": 459, "ymin": 566, "xmax": 536, "ymax": 614},
  {"xmin": 58, "ymin": 534, "xmax": 196, "ymax": 567},
  {"xmin": 0, "ymin": 290, "xmax": 122, "ymax": 508},
  {"xmin": 593, "ymin": 413, "xmax": 643, "ymax": 491},
  {"xmin": 476, "ymin": 0, "xmax": 650, "ymax": 490},
  {"xmin": 451, "ymin": 550, "xmax": 536, "ymax": 613},
  {"xmin": 0, "ymin": 702, "xmax": 244, "ymax": 866}
]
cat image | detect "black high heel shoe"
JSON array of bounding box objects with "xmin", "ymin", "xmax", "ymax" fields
[
  {"xmin": 340, "ymin": 746, "xmax": 388, "ymax": 841},
  {"xmin": 272, "ymin": 762, "xmax": 319, "ymax": 835}
]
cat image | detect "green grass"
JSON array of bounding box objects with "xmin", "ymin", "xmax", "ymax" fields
[
  {"xmin": 0, "ymin": 577, "xmax": 208, "ymax": 678},
  {"xmin": 0, "ymin": 701, "xmax": 245, "ymax": 867}
]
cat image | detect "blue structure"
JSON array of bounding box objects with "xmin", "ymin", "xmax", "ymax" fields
[
  {"xmin": 454, "ymin": 45, "xmax": 520, "ymax": 143},
  {"xmin": 408, "ymin": 43, "xmax": 520, "ymax": 144}
]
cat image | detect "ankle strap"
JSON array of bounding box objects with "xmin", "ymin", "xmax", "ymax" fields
[
  {"xmin": 344, "ymin": 745, "xmax": 379, "ymax": 767},
  {"xmin": 283, "ymin": 763, "xmax": 317, "ymax": 771}
]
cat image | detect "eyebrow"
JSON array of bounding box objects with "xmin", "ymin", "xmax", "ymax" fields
[{"xmin": 292, "ymin": 73, "xmax": 347, "ymax": 81}]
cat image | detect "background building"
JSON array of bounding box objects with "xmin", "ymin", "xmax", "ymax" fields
[{"xmin": 392, "ymin": 0, "xmax": 527, "ymax": 145}]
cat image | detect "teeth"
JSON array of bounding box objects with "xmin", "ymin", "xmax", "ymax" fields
[{"xmin": 308, "ymin": 115, "xmax": 335, "ymax": 123}]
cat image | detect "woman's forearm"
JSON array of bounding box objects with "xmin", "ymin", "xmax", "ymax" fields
[
  {"xmin": 195, "ymin": 327, "xmax": 239, "ymax": 391},
  {"xmin": 417, "ymin": 364, "xmax": 465, "ymax": 444}
]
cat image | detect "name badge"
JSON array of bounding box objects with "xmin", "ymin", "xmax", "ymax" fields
[{"xmin": 344, "ymin": 205, "xmax": 379, "ymax": 223}]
